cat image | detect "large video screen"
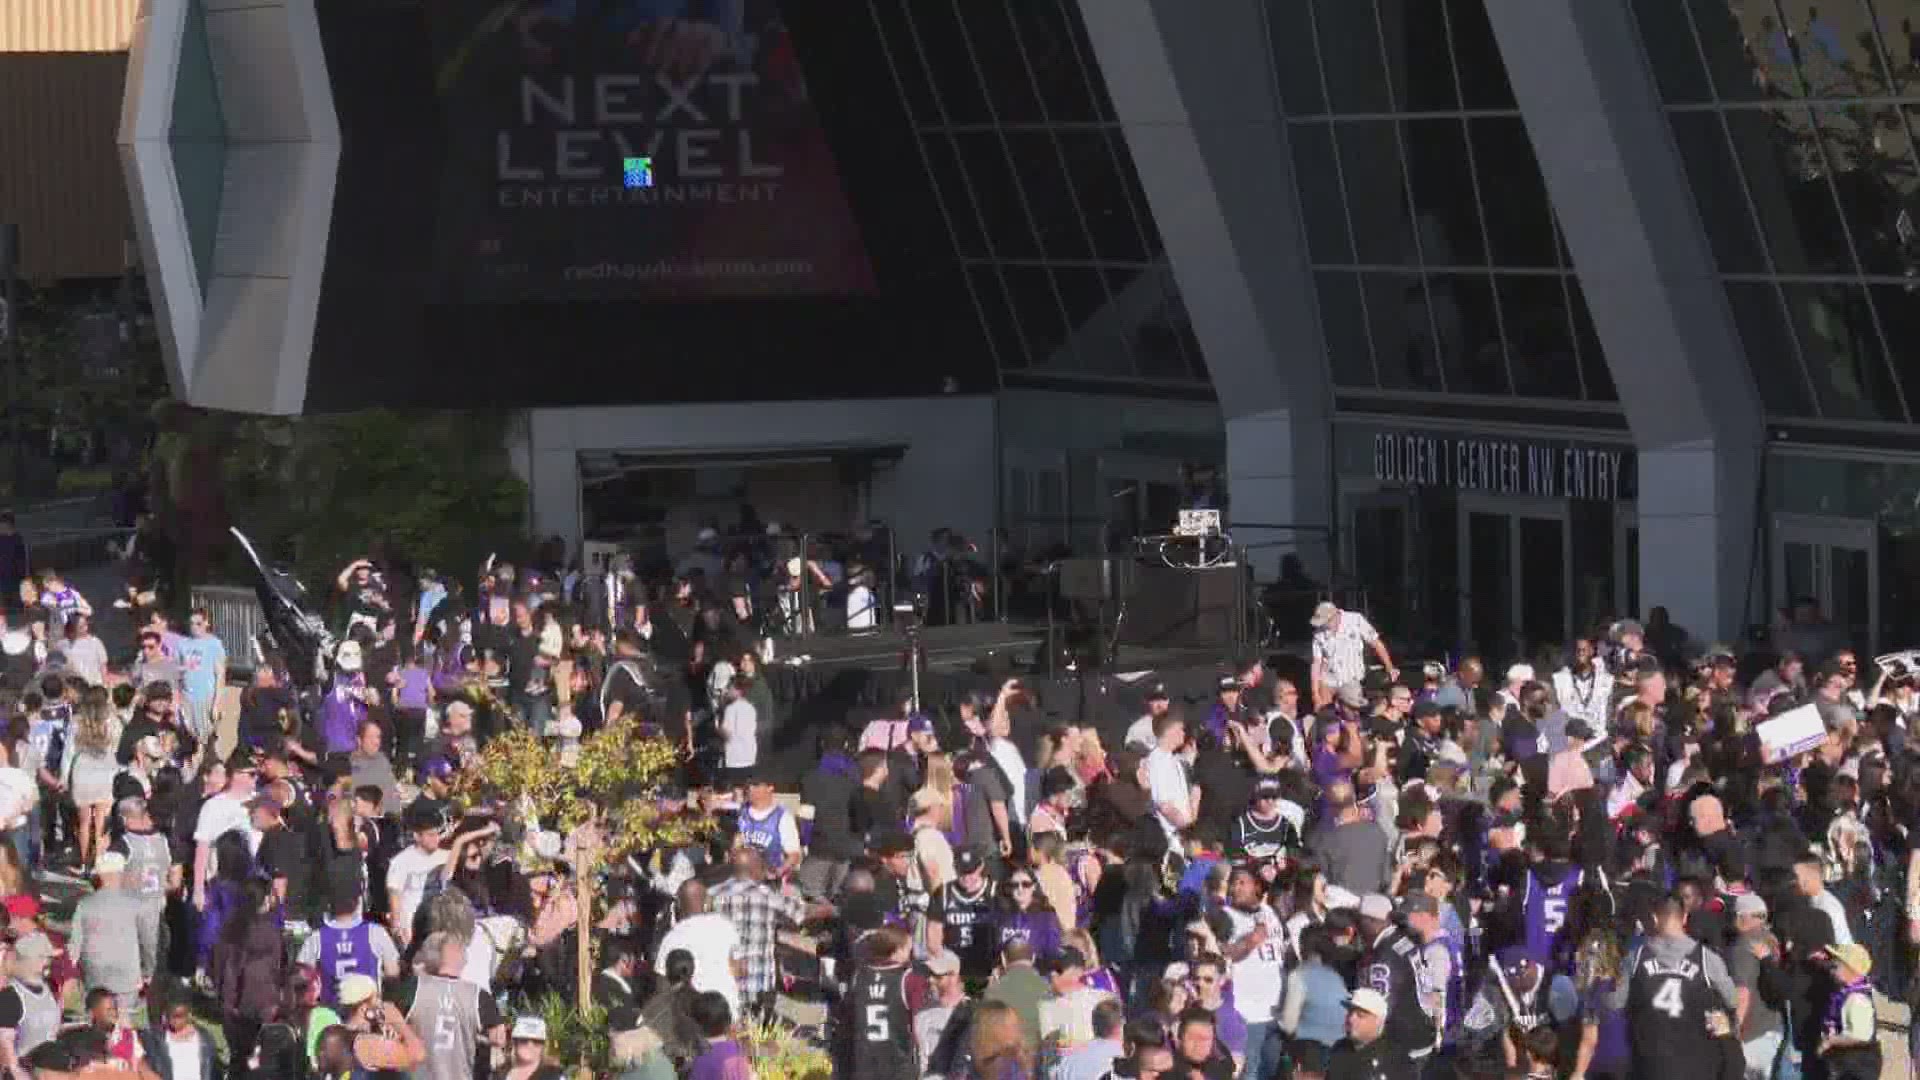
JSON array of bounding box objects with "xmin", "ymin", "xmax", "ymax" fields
[
  {"xmin": 429, "ymin": 0, "xmax": 874, "ymax": 298},
  {"xmin": 305, "ymin": 0, "xmax": 981, "ymax": 411}
]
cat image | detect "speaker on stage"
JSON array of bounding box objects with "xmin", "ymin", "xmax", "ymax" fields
[{"xmin": 1117, "ymin": 565, "xmax": 1242, "ymax": 651}]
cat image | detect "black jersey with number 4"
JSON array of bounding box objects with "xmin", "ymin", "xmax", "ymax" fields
[
  {"xmin": 846, "ymin": 963, "xmax": 915, "ymax": 1078},
  {"xmin": 1626, "ymin": 941, "xmax": 1722, "ymax": 1077}
]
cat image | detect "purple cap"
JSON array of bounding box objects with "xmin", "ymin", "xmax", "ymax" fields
[
  {"xmin": 1495, "ymin": 946, "xmax": 1535, "ymax": 979},
  {"xmin": 420, "ymin": 757, "xmax": 456, "ymax": 781},
  {"xmin": 907, "ymin": 714, "xmax": 935, "ymax": 735}
]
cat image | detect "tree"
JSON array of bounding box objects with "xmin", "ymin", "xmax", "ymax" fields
[
  {"xmin": 150, "ymin": 406, "xmax": 528, "ymax": 599},
  {"xmin": 450, "ymin": 710, "xmax": 718, "ymax": 1026}
]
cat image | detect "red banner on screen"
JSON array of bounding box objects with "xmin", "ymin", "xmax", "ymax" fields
[{"xmin": 429, "ymin": 0, "xmax": 875, "ymax": 299}]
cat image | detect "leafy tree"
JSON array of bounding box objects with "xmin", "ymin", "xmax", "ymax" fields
[{"xmin": 150, "ymin": 406, "xmax": 528, "ymax": 597}]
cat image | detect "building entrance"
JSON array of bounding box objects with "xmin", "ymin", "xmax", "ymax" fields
[
  {"xmin": 1772, "ymin": 514, "xmax": 1876, "ymax": 656},
  {"xmin": 1458, "ymin": 496, "xmax": 1570, "ymax": 659}
]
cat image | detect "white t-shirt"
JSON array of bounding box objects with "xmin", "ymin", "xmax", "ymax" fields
[
  {"xmin": 656, "ymin": 912, "xmax": 742, "ymax": 1010},
  {"xmin": 385, "ymin": 845, "xmax": 450, "ymax": 933},
  {"xmin": 1226, "ymin": 904, "xmax": 1286, "ymax": 1022},
  {"xmin": 847, "ymin": 586, "xmax": 877, "ymax": 630},
  {"xmin": 1145, "ymin": 747, "xmax": 1190, "ymax": 843},
  {"xmin": 988, "ymin": 738, "xmax": 1027, "ymax": 825},
  {"xmin": 193, "ymin": 792, "xmax": 260, "ymax": 879},
  {"xmin": 1124, "ymin": 714, "xmax": 1157, "ymax": 752},
  {"xmin": 721, "ymin": 699, "xmax": 758, "ymax": 769}
]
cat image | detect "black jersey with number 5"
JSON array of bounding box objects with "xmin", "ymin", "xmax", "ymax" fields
[
  {"xmin": 1626, "ymin": 941, "xmax": 1721, "ymax": 1077},
  {"xmin": 847, "ymin": 962, "xmax": 915, "ymax": 1079}
]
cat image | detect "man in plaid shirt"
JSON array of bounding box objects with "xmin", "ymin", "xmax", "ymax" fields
[{"xmin": 710, "ymin": 847, "xmax": 833, "ymax": 1018}]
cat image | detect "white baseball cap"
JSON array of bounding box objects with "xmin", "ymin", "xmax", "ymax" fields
[
  {"xmin": 1358, "ymin": 893, "xmax": 1394, "ymax": 921},
  {"xmin": 1346, "ymin": 988, "xmax": 1390, "ymax": 1018},
  {"xmin": 336, "ymin": 974, "xmax": 378, "ymax": 1007},
  {"xmin": 511, "ymin": 1017, "xmax": 548, "ymax": 1042}
]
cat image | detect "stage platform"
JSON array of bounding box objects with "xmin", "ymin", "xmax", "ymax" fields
[{"xmin": 752, "ymin": 619, "xmax": 1308, "ymax": 783}]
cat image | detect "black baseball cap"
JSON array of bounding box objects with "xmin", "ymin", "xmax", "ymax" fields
[{"xmin": 954, "ymin": 849, "xmax": 984, "ymax": 875}]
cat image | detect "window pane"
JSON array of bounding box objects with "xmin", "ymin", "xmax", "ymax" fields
[
  {"xmin": 1669, "ymin": 112, "xmax": 1770, "ymax": 274},
  {"xmin": 1377, "ymin": 0, "xmax": 1459, "ymax": 112},
  {"xmin": 1315, "ymin": 270, "xmax": 1376, "ymax": 388},
  {"xmin": 1404, "ymin": 118, "xmax": 1486, "ymax": 267},
  {"xmin": 1049, "ymin": 266, "xmax": 1128, "ymax": 376},
  {"xmin": 1724, "ymin": 281, "xmax": 1815, "ymax": 416},
  {"xmin": 1834, "ymin": 104, "xmax": 1920, "ymax": 278},
  {"xmin": 958, "ymin": 0, "xmax": 1042, "ymax": 123},
  {"xmin": 899, "ymin": 0, "xmax": 990, "ymax": 123},
  {"xmin": 1264, "ymin": 0, "xmax": 1328, "ymax": 115},
  {"xmin": 1056, "ymin": 132, "xmax": 1153, "ymax": 264},
  {"xmin": 967, "ymin": 265, "xmax": 1029, "ymax": 370},
  {"xmin": 1723, "ymin": 108, "xmax": 1860, "ymax": 276},
  {"xmin": 1567, "ymin": 280, "xmax": 1618, "ymax": 402},
  {"xmin": 1000, "ymin": 133, "xmax": 1090, "ymax": 261},
  {"xmin": 1368, "ymin": 272, "xmax": 1449, "ymax": 391},
  {"xmin": 1443, "ymin": 0, "xmax": 1515, "ymax": 109},
  {"xmin": 1867, "ymin": 281, "xmax": 1920, "ymax": 423},
  {"xmin": 1000, "ymin": 264, "xmax": 1072, "ymax": 368},
  {"xmin": 1497, "ymin": 274, "xmax": 1584, "ymax": 398},
  {"xmin": 1312, "ymin": 0, "xmax": 1391, "ymax": 114},
  {"xmin": 1430, "ymin": 272, "xmax": 1508, "ymax": 394},
  {"xmin": 918, "ymin": 135, "xmax": 989, "ymax": 259},
  {"xmin": 1629, "ymin": 0, "xmax": 1713, "ymax": 104},
  {"xmin": 1469, "ymin": 118, "xmax": 1558, "ymax": 268},
  {"xmin": 1290, "ymin": 123, "xmax": 1354, "ymax": 265},
  {"xmin": 953, "ymin": 134, "xmax": 1045, "ymax": 261},
  {"xmin": 1138, "ymin": 268, "xmax": 1209, "ymax": 383},
  {"xmin": 1334, "ymin": 121, "xmax": 1415, "ymax": 266},
  {"xmin": 1106, "ymin": 130, "xmax": 1166, "ymax": 260},
  {"xmin": 868, "ymin": 0, "xmax": 941, "ymax": 124},
  {"xmin": 1015, "ymin": 0, "xmax": 1113, "ymax": 122},
  {"xmin": 1781, "ymin": 281, "xmax": 1905, "ymax": 421}
]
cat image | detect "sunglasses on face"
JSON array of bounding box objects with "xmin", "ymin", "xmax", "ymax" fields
[{"xmin": 1010, "ymin": 880, "xmax": 1035, "ymax": 889}]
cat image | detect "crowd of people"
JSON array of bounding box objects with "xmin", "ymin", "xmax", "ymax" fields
[{"xmin": 0, "ymin": 519, "xmax": 1904, "ymax": 1080}]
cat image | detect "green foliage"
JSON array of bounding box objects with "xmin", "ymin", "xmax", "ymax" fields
[
  {"xmin": 533, "ymin": 993, "xmax": 611, "ymax": 1074},
  {"xmin": 155, "ymin": 406, "xmax": 528, "ymax": 590}
]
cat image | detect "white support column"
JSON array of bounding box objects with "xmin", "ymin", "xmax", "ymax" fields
[
  {"xmin": 1485, "ymin": 0, "xmax": 1765, "ymax": 641},
  {"xmin": 1077, "ymin": 0, "xmax": 1332, "ymax": 580}
]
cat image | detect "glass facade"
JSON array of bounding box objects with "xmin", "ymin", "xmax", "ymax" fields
[
  {"xmin": 1265, "ymin": 0, "xmax": 1616, "ymax": 401},
  {"xmin": 862, "ymin": 0, "xmax": 1207, "ymax": 386},
  {"xmin": 1633, "ymin": 0, "xmax": 1920, "ymax": 423}
]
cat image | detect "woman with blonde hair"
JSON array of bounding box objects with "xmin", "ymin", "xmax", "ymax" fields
[
  {"xmin": 967, "ymin": 999, "xmax": 1033, "ymax": 1080},
  {"xmin": 1569, "ymin": 928, "xmax": 1630, "ymax": 1080},
  {"xmin": 1062, "ymin": 928, "xmax": 1121, "ymax": 996},
  {"xmin": 62, "ymin": 686, "xmax": 119, "ymax": 868}
]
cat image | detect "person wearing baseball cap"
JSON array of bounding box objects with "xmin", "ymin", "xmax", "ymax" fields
[
  {"xmin": 1728, "ymin": 893, "xmax": 1784, "ymax": 1076},
  {"xmin": 1309, "ymin": 602, "xmax": 1398, "ymax": 710},
  {"xmin": 505, "ymin": 1017, "xmax": 557, "ymax": 1079},
  {"xmin": 68, "ymin": 851, "xmax": 145, "ymax": 1004},
  {"xmin": 1326, "ymin": 987, "xmax": 1412, "ymax": 1080},
  {"xmin": 1355, "ymin": 893, "xmax": 1436, "ymax": 1064}
]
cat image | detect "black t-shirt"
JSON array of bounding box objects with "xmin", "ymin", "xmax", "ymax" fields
[
  {"xmin": 507, "ymin": 628, "xmax": 542, "ymax": 697},
  {"xmin": 256, "ymin": 823, "xmax": 312, "ymax": 917}
]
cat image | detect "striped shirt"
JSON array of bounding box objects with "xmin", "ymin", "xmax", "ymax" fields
[{"xmin": 1312, "ymin": 611, "xmax": 1378, "ymax": 689}]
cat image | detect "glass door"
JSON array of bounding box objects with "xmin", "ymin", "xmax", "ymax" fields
[
  {"xmin": 1772, "ymin": 514, "xmax": 1877, "ymax": 656},
  {"xmin": 1459, "ymin": 496, "xmax": 1572, "ymax": 660},
  {"xmin": 1347, "ymin": 493, "xmax": 1413, "ymax": 637}
]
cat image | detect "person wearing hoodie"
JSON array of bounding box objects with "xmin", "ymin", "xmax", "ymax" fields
[{"xmin": 797, "ymin": 725, "xmax": 860, "ymax": 898}]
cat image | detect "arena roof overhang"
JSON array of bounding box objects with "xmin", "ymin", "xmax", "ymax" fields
[{"xmin": 118, "ymin": 0, "xmax": 337, "ymax": 415}]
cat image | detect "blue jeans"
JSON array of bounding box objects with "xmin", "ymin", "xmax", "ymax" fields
[{"xmin": 1242, "ymin": 1021, "xmax": 1281, "ymax": 1080}]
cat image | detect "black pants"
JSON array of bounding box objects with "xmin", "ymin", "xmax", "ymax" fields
[
  {"xmin": 224, "ymin": 1017, "xmax": 262, "ymax": 1078},
  {"xmin": 393, "ymin": 708, "xmax": 427, "ymax": 768}
]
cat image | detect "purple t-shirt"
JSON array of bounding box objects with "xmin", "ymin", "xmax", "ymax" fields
[{"xmin": 689, "ymin": 1039, "xmax": 751, "ymax": 1080}]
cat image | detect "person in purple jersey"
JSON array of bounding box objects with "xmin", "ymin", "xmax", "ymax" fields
[
  {"xmin": 1495, "ymin": 814, "xmax": 1605, "ymax": 977},
  {"xmin": 295, "ymin": 884, "xmax": 401, "ymax": 1007}
]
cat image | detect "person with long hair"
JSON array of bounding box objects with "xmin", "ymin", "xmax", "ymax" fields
[
  {"xmin": 214, "ymin": 877, "xmax": 288, "ymax": 1073},
  {"xmin": 967, "ymin": 999, "xmax": 1033, "ymax": 1080},
  {"xmin": 57, "ymin": 613, "xmax": 107, "ymax": 687},
  {"xmin": 196, "ymin": 829, "xmax": 256, "ymax": 976},
  {"xmin": 61, "ymin": 687, "xmax": 119, "ymax": 869},
  {"xmin": 1570, "ymin": 927, "xmax": 1631, "ymax": 1080},
  {"xmin": 993, "ymin": 867, "xmax": 1062, "ymax": 964}
]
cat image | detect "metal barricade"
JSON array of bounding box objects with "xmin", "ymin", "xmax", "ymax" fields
[{"xmin": 189, "ymin": 584, "xmax": 264, "ymax": 675}]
